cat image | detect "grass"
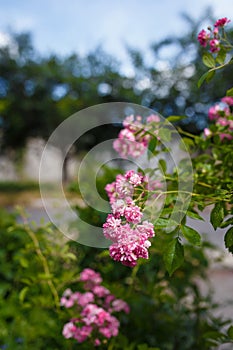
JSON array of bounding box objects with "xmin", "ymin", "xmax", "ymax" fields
[
  {"xmin": 0, "ymin": 180, "xmax": 81, "ymax": 207},
  {"xmin": 0, "ymin": 181, "xmax": 40, "ymax": 193}
]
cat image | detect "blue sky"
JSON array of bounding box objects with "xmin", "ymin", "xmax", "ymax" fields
[{"xmin": 0, "ymin": 0, "xmax": 233, "ymax": 71}]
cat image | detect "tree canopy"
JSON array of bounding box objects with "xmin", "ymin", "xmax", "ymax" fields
[{"xmin": 1, "ymin": 8, "xmax": 233, "ymax": 155}]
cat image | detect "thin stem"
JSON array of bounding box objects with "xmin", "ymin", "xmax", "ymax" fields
[{"xmin": 19, "ymin": 208, "xmax": 60, "ymax": 310}]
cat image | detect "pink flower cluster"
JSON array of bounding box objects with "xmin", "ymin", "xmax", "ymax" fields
[
  {"xmin": 61, "ymin": 268, "xmax": 129, "ymax": 347},
  {"xmin": 197, "ymin": 17, "xmax": 231, "ymax": 53},
  {"xmin": 104, "ymin": 170, "xmax": 155, "ymax": 267},
  {"xmin": 204, "ymin": 96, "xmax": 233, "ymax": 141},
  {"xmin": 113, "ymin": 114, "xmax": 160, "ymax": 158}
]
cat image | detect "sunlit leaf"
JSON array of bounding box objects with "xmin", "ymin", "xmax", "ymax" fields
[{"xmin": 202, "ymin": 53, "xmax": 216, "ymax": 68}]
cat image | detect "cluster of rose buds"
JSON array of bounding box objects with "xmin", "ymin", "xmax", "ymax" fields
[
  {"xmin": 113, "ymin": 114, "xmax": 160, "ymax": 158},
  {"xmin": 197, "ymin": 17, "xmax": 231, "ymax": 53},
  {"xmin": 103, "ymin": 170, "xmax": 155, "ymax": 267},
  {"xmin": 204, "ymin": 96, "xmax": 233, "ymax": 141},
  {"xmin": 61, "ymin": 268, "xmax": 129, "ymax": 346}
]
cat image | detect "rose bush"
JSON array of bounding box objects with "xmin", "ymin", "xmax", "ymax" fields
[{"xmin": 0, "ymin": 16, "xmax": 233, "ymax": 350}]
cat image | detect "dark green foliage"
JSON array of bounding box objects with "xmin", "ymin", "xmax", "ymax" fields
[{"xmin": 0, "ymin": 208, "xmax": 232, "ymax": 349}]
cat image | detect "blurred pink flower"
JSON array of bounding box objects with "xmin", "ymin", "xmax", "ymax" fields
[
  {"xmin": 214, "ymin": 17, "xmax": 230, "ymax": 27},
  {"xmin": 197, "ymin": 29, "xmax": 210, "ymax": 47}
]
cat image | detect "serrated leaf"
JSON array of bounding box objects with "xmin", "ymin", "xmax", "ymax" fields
[
  {"xmin": 224, "ymin": 227, "xmax": 233, "ymax": 254},
  {"xmin": 227, "ymin": 86, "xmax": 233, "ymax": 97},
  {"xmin": 19, "ymin": 286, "xmax": 29, "ymax": 303},
  {"xmin": 202, "ymin": 53, "xmax": 216, "ymax": 68},
  {"xmin": 181, "ymin": 225, "xmax": 202, "ymax": 246},
  {"xmin": 210, "ymin": 202, "xmax": 224, "ymax": 230},
  {"xmin": 166, "ymin": 115, "xmax": 186, "ymax": 122},
  {"xmin": 163, "ymin": 238, "xmax": 184, "ymax": 276},
  {"xmin": 227, "ymin": 325, "xmax": 233, "ymax": 339}
]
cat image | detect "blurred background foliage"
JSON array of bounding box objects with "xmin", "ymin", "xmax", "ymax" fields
[{"xmin": 1, "ymin": 8, "xmax": 233, "ymax": 162}]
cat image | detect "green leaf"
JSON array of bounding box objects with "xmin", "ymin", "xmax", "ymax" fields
[
  {"xmin": 154, "ymin": 218, "xmax": 177, "ymax": 228},
  {"xmin": 202, "ymin": 52, "xmax": 216, "ymax": 68},
  {"xmin": 205, "ymin": 70, "xmax": 215, "ymax": 83},
  {"xmin": 198, "ymin": 70, "xmax": 215, "ymax": 88},
  {"xmin": 216, "ymin": 49, "xmax": 227, "ymax": 65},
  {"xmin": 148, "ymin": 137, "xmax": 157, "ymax": 154},
  {"xmin": 220, "ymin": 217, "xmax": 233, "ymax": 228},
  {"xmin": 224, "ymin": 227, "xmax": 233, "ymax": 254},
  {"xmin": 19, "ymin": 257, "xmax": 29, "ymax": 268},
  {"xmin": 210, "ymin": 202, "xmax": 224, "ymax": 230},
  {"xmin": 65, "ymin": 252, "xmax": 77, "ymax": 261},
  {"xmin": 163, "ymin": 238, "xmax": 184, "ymax": 276},
  {"xmin": 227, "ymin": 325, "xmax": 233, "ymax": 339},
  {"xmin": 203, "ymin": 331, "xmax": 225, "ymax": 341},
  {"xmin": 227, "ymin": 86, "xmax": 233, "ymax": 97},
  {"xmin": 181, "ymin": 225, "xmax": 202, "ymax": 246},
  {"xmin": 137, "ymin": 344, "xmax": 160, "ymax": 350},
  {"xmin": 158, "ymin": 127, "xmax": 171, "ymax": 142},
  {"xmin": 38, "ymin": 273, "xmax": 53, "ymax": 280},
  {"xmin": 158, "ymin": 159, "xmax": 167, "ymax": 173},
  {"xmin": 19, "ymin": 286, "xmax": 29, "ymax": 303},
  {"xmin": 186, "ymin": 210, "xmax": 204, "ymax": 221},
  {"xmin": 166, "ymin": 115, "xmax": 186, "ymax": 122}
]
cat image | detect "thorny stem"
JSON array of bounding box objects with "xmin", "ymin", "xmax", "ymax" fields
[{"xmin": 18, "ymin": 207, "xmax": 60, "ymax": 310}]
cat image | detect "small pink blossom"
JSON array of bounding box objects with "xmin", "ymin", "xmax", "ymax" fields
[
  {"xmin": 74, "ymin": 325, "xmax": 93, "ymax": 343},
  {"xmin": 123, "ymin": 114, "xmax": 143, "ymax": 132},
  {"xmin": 111, "ymin": 199, "xmax": 126, "ymax": 217},
  {"xmin": 109, "ymin": 240, "xmax": 149, "ymax": 267},
  {"xmin": 119, "ymin": 128, "xmax": 135, "ymax": 141},
  {"xmin": 214, "ymin": 17, "xmax": 230, "ymax": 27},
  {"xmin": 111, "ymin": 299, "xmax": 130, "ymax": 313},
  {"xmin": 203, "ymin": 128, "xmax": 212, "ymax": 138},
  {"xmin": 77, "ymin": 292, "xmax": 95, "ymax": 307},
  {"xmin": 61, "ymin": 269, "xmax": 129, "ymax": 346},
  {"xmin": 124, "ymin": 205, "xmax": 143, "ymax": 224},
  {"xmin": 217, "ymin": 117, "xmax": 229, "ymax": 127},
  {"xmin": 94, "ymin": 339, "xmax": 101, "ymax": 346},
  {"xmin": 213, "ymin": 27, "xmax": 219, "ymax": 37},
  {"xmin": 125, "ymin": 170, "xmax": 143, "ymax": 186},
  {"xmin": 197, "ymin": 29, "xmax": 210, "ymax": 47},
  {"xmin": 92, "ymin": 285, "xmax": 110, "ymax": 298},
  {"xmin": 113, "ymin": 137, "xmax": 146, "ymax": 158},
  {"xmin": 146, "ymin": 114, "xmax": 160, "ymax": 123},
  {"xmin": 208, "ymin": 105, "xmax": 221, "ymax": 120},
  {"xmin": 209, "ymin": 39, "xmax": 220, "ymax": 53},
  {"xmin": 219, "ymin": 133, "xmax": 233, "ymax": 140},
  {"xmin": 136, "ymin": 221, "xmax": 155, "ymax": 238},
  {"xmin": 62, "ymin": 322, "xmax": 77, "ymax": 339},
  {"xmin": 80, "ymin": 268, "xmax": 102, "ymax": 288},
  {"xmin": 221, "ymin": 96, "xmax": 233, "ymax": 106}
]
